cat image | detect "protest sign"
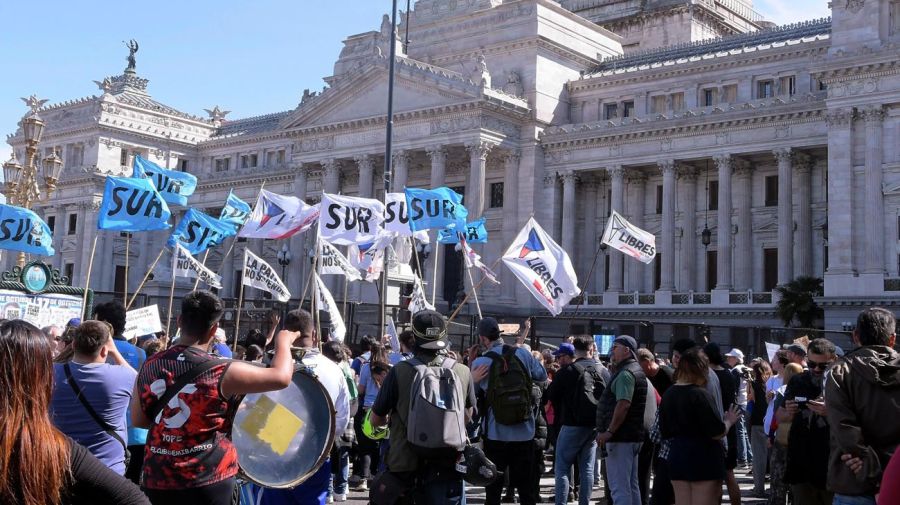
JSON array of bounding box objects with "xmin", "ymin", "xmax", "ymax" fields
[
  {"xmin": 319, "ymin": 241, "xmax": 362, "ymax": 281},
  {"xmin": 123, "ymin": 305, "xmax": 163, "ymax": 340},
  {"xmin": 173, "ymin": 244, "xmax": 223, "ymax": 289}
]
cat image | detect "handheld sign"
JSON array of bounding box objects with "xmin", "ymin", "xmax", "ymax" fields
[
  {"xmin": 0, "ymin": 204, "xmax": 55, "ymax": 256},
  {"xmin": 133, "ymin": 155, "xmax": 197, "ymax": 207},
  {"xmin": 98, "ymin": 176, "xmax": 171, "ymax": 232},
  {"xmin": 319, "ymin": 193, "xmax": 385, "ymax": 246},
  {"xmin": 167, "ymin": 208, "xmax": 235, "ymax": 255},
  {"xmin": 404, "ymin": 187, "xmax": 467, "ymax": 232},
  {"xmin": 123, "ymin": 305, "xmax": 163, "ymax": 340}
]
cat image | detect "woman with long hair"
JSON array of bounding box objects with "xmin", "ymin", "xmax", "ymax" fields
[
  {"xmin": 351, "ymin": 342, "xmax": 391, "ymax": 490},
  {"xmin": 0, "ymin": 319, "xmax": 148, "ymax": 505},
  {"xmin": 748, "ymin": 359, "xmax": 773, "ymax": 497},
  {"xmin": 659, "ymin": 348, "xmax": 740, "ymax": 505}
]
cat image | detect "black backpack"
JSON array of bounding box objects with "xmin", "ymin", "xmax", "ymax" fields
[
  {"xmin": 485, "ymin": 345, "xmax": 533, "ymax": 425},
  {"xmin": 569, "ymin": 360, "xmax": 606, "ymax": 426}
]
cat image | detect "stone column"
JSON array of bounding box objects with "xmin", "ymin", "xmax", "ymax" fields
[
  {"xmin": 658, "ymin": 160, "xmax": 676, "ymax": 292},
  {"xmin": 501, "ymin": 150, "xmax": 520, "ymax": 302},
  {"xmin": 465, "ymin": 141, "xmax": 493, "ymax": 219},
  {"xmin": 625, "ymin": 171, "xmax": 646, "ymax": 292},
  {"xmin": 606, "ymin": 166, "xmax": 625, "ymax": 293},
  {"xmin": 824, "ymin": 109, "xmax": 854, "ymax": 278},
  {"xmin": 594, "ymin": 175, "xmax": 609, "ymax": 293},
  {"xmin": 321, "ymin": 159, "xmax": 342, "ymax": 194},
  {"xmin": 289, "ymin": 162, "xmax": 309, "ymax": 296},
  {"xmin": 713, "ymin": 154, "xmax": 733, "ymax": 291},
  {"xmin": 733, "ymin": 159, "xmax": 753, "ymax": 290},
  {"xmin": 795, "ymin": 154, "xmax": 813, "ymax": 277},
  {"xmin": 862, "ymin": 105, "xmax": 885, "ymax": 274},
  {"xmin": 774, "ymin": 148, "xmax": 794, "ymax": 285},
  {"xmin": 426, "ymin": 146, "xmax": 448, "ymax": 305},
  {"xmin": 560, "ymin": 170, "xmax": 579, "ymax": 259},
  {"xmin": 355, "ymin": 155, "xmax": 375, "ymax": 198},
  {"xmin": 392, "ymin": 150, "xmax": 409, "ymax": 191},
  {"xmin": 581, "ymin": 175, "xmax": 599, "ymax": 294},
  {"xmin": 677, "ymin": 165, "xmax": 699, "ymax": 292}
]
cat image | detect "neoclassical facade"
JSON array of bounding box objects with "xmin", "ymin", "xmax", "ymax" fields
[{"xmin": 5, "ymin": 0, "xmax": 900, "ymax": 343}]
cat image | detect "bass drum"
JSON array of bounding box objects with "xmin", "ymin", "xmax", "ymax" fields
[{"xmin": 232, "ymin": 368, "xmax": 336, "ymax": 489}]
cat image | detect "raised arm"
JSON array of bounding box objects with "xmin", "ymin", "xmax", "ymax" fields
[{"xmin": 221, "ymin": 329, "xmax": 294, "ymax": 397}]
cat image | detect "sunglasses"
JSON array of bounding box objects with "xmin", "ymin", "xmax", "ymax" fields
[{"xmin": 807, "ymin": 359, "xmax": 832, "ymax": 371}]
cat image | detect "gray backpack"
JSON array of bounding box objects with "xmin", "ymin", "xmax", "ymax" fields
[{"xmin": 405, "ymin": 357, "xmax": 467, "ymax": 453}]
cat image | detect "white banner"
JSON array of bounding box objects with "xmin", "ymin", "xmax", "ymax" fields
[
  {"xmin": 601, "ymin": 210, "xmax": 657, "ymax": 265},
  {"xmin": 319, "ymin": 240, "xmax": 362, "ymax": 281},
  {"xmin": 173, "ymin": 243, "xmax": 223, "ymax": 289},
  {"xmin": 386, "ymin": 316, "xmax": 400, "ymax": 352},
  {"xmin": 502, "ymin": 217, "xmax": 580, "ymax": 316},
  {"xmin": 239, "ymin": 189, "xmax": 320, "ymax": 239},
  {"xmin": 349, "ymin": 231, "xmax": 394, "ymax": 282},
  {"xmin": 384, "ymin": 193, "xmax": 413, "ymax": 236},
  {"xmin": 460, "ymin": 234, "xmax": 499, "ymax": 284},
  {"xmin": 409, "ymin": 276, "xmax": 435, "ymax": 314},
  {"xmin": 315, "ymin": 273, "xmax": 346, "ymax": 342},
  {"xmin": 242, "ymin": 249, "xmax": 290, "ymax": 302},
  {"xmin": 123, "ymin": 305, "xmax": 163, "ymax": 340},
  {"xmin": 319, "ymin": 193, "xmax": 385, "ymax": 246},
  {"xmin": 765, "ymin": 342, "xmax": 781, "ymax": 362}
]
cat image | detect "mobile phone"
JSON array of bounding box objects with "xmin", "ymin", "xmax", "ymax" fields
[{"xmin": 795, "ymin": 396, "xmax": 808, "ymax": 409}]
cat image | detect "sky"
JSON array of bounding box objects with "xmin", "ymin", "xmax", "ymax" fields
[{"xmin": 0, "ymin": 0, "xmax": 830, "ymax": 162}]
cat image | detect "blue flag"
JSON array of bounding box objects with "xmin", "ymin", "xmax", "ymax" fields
[
  {"xmin": 220, "ymin": 190, "xmax": 252, "ymax": 230},
  {"xmin": 404, "ymin": 186, "xmax": 468, "ymax": 232},
  {"xmin": 0, "ymin": 204, "xmax": 55, "ymax": 256},
  {"xmin": 438, "ymin": 217, "xmax": 488, "ymax": 244},
  {"xmin": 167, "ymin": 208, "xmax": 235, "ymax": 255},
  {"xmin": 133, "ymin": 155, "xmax": 197, "ymax": 207},
  {"xmin": 98, "ymin": 176, "xmax": 172, "ymax": 231}
]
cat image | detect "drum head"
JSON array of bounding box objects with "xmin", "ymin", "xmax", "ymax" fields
[{"xmin": 232, "ymin": 370, "xmax": 336, "ymax": 489}]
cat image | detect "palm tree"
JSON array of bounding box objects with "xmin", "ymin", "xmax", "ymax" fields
[{"xmin": 775, "ymin": 276, "xmax": 824, "ymax": 328}]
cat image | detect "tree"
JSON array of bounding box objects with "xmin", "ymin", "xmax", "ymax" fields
[{"xmin": 775, "ymin": 276, "xmax": 824, "ymax": 328}]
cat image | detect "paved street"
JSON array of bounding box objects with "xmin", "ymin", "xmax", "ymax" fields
[{"xmin": 336, "ymin": 464, "xmax": 766, "ymax": 504}]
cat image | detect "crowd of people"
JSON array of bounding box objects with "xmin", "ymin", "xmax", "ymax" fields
[{"xmin": 0, "ymin": 293, "xmax": 897, "ymax": 505}]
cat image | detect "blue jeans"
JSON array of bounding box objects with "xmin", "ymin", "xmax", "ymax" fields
[
  {"xmin": 833, "ymin": 495, "xmax": 876, "ymax": 505},
  {"xmin": 736, "ymin": 410, "xmax": 752, "ymax": 464},
  {"xmin": 554, "ymin": 426, "xmax": 597, "ymax": 505},
  {"xmin": 331, "ymin": 446, "xmax": 350, "ymax": 495},
  {"xmin": 605, "ymin": 441, "xmax": 642, "ymax": 505},
  {"xmin": 411, "ymin": 470, "xmax": 465, "ymax": 505}
]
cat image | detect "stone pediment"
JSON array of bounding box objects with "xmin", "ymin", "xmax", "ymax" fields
[{"xmin": 279, "ymin": 57, "xmax": 494, "ymax": 130}]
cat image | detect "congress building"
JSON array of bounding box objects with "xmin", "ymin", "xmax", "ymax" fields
[{"xmin": 5, "ymin": 0, "xmax": 899, "ymax": 348}]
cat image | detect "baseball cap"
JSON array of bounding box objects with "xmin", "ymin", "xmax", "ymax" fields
[
  {"xmin": 724, "ymin": 348, "xmax": 745, "ymax": 361},
  {"xmin": 783, "ymin": 343, "xmax": 807, "ymax": 356},
  {"xmin": 412, "ymin": 310, "xmax": 448, "ymax": 350},
  {"xmin": 553, "ymin": 343, "xmax": 575, "ymax": 357},
  {"xmin": 66, "ymin": 318, "xmax": 81, "ymax": 328},
  {"xmin": 477, "ymin": 317, "xmax": 501, "ymax": 340},
  {"xmin": 613, "ymin": 335, "xmax": 638, "ymax": 353}
]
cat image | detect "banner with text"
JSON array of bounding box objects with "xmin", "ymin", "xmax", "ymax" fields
[
  {"xmin": 319, "ymin": 193, "xmax": 385, "ymax": 246},
  {"xmin": 319, "ymin": 240, "xmax": 362, "ymax": 281},
  {"xmin": 173, "ymin": 243, "xmax": 223, "ymax": 289},
  {"xmin": 438, "ymin": 217, "xmax": 487, "ymax": 244},
  {"xmin": 600, "ymin": 210, "xmax": 657, "ymax": 264},
  {"xmin": 123, "ymin": 305, "xmax": 163, "ymax": 340},
  {"xmin": 98, "ymin": 176, "xmax": 172, "ymax": 232},
  {"xmin": 242, "ymin": 249, "xmax": 290, "ymax": 302},
  {"xmin": 133, "ymin": 155, "xmax": 198, "ymax": 207},
  {"xmin": 0, "ymin": 203, "xmax": 55, "ymax": 256},
  {"xmin": 220, "ymin": 190, "xmax": 252, "ymax": 230},
  {"xmin": 167, "ymin": 208, "xmax": 235, "ymax": 255},
  {"xmin": 404, "ymin": 187, "xmax": 467, "ymax": 232},
  {"xmin": 315, "ymin": 273, "xmax": 346, "ymax": 342},
  {"xmin": 408, "ymin": 276, "xmax": 435, "ymax": 314}
]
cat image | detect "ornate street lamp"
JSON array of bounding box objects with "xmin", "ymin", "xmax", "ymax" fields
[{"xmin": 5, "ymin": 95, "xmax": 64, "ymax": 266}]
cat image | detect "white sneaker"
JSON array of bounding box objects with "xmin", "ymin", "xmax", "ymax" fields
[
  {"xmin": 334, "ymin": 493, "xmax": 347, "ymax": 502},
  {"xmin": 357, "ymin": 480, "xmax": 368, "ymax": 491},
  {"xmin": 327, "ymin": 496, "xmax": 334, "ymax": 504}
]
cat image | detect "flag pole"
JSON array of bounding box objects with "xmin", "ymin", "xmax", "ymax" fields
[
  {"xmin": 446, "ymin": 258, "xmax": 500, "ymax": 325},
  {"xmin": 568, "ymin": 238, "xmax": 606, "ymax": 321},
  {"xmin": 165, "ymin": 270, "xmax": 176, "ymax": 337},
  {"xmin": 431, "ymin": 239, "xmax": 440, "ymax": 305},
  {"xmin": 192, "ymin": 250, "xmax": 211, "ymax": 290},
  {"xmin": 123, "ymin": 234, "xmax": 130, "ymax": 306},
  {"xmin": 464, "ymin": 264, "xmax": 483, "ymax": 319},
  {"xmin": 379, "ymin": 0, "xmax": 399, "ymax": 337},
  {"xmin": 127, "ymin": 246, "xmax": 167, "ymax": 310},
  {"xmin": 233, "ymin": 258, "xmax": 246, "ymax": 353},
  {"xmin": 81, "ymin": 235, "xmax": 99, "ymax": 317},
  {"xmin": 342, "ymin": 276, "xmax": 349, "ymax": 323}
]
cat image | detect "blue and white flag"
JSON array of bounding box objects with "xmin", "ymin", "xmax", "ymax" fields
[
  {"xmin": 133, "ymin": 155, "xmax": 197, "ymax": 207},
  {"xmin": 502, "ymin": 217, "xmax": 579, "ymax": 316},
  {"xmin": 167, "ymin": 208, "xmax": 235, "ymax": 255},
  {"xmin": 438, "ymin": 217, "xmax": 487, "ymax": 244},
  {"xmin": 404, "ymin": 187, "xmax": 467, "ymax": 232},
  {"xmin": 220, "ymin": 190, "xmax": 252, "ymax": 230},
  {"xmin": 98, "ymin": 176, "xmax": 172, "ymax": 232},
  {"xmin": 0, "ymin": 204, "xmax": 55, "ymax": 256}
]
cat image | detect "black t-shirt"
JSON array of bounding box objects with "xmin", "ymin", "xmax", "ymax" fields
[
  {"xmin": 659, "ymin": 384, "xmax": 725, "ymax": 440},
  {"xmin": 65, "ymin": 437, "xmax": 150, "ymax": 504},
  {"xmin": 546, "ymin": 358, "xmax": 605, "ymax": 427},
  {"xmin": 749, "ymin": 380, "xmax": 768, "ymax": 426},
  {"xmin": 648, "ymin": 365, "xmax": 675, "ymax": 396},
  {"xmin": 783, "ymin": 371, "xmax": 830, "ymax": 487}
]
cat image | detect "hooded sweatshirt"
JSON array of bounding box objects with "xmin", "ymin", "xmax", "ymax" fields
[{"xmin": 825, "ymin": 345, "xmax": 900, "ymax": 496}]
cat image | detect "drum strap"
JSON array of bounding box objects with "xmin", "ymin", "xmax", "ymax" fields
[{"xmin": 147, "ymin": 359, "xmax": 227, "ymax": 422}]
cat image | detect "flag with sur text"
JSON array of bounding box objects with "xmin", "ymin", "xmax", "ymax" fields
[
  {"xmin": 0, "ymin": 204, "xmax": 55, "ymax": 256},
  {"xmin": 404, "ymin": 187, "xmax": 467, "ymax": 232},
  {"xmin": 98, "ymin": 176, "xmax": 171, "ymax": 232},
  {"xmin": 133, "ymin": 155, "xmax": 197, "ymax": 207},
  {"xmin": 167, "ymin": 208, "xmax": 235, "ymax": 255},
  {"xmin": 438, "ymin": 217, "xmax": 487, "ymax": 244},
  {"xmin": 220, "ymin": 190, "xmax": 252, "ymax": 230},
  {"xmin": 502, "ymin": 217, "xmax": 579, "ymax": 316}
]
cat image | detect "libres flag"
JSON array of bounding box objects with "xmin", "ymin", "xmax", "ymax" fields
[
  {"xmin": 98, "ymin": 176, "xmax": 171, "ymax": 232},
  {"xmin": 0, "ymin": 203, "xmax": 55, "ymax": 256},
  {"xmin": 459, "ymin": 232, "xmax": 499, "ymax": 284},
  {"xmin": 349, "ymin": 230, "xmax": 393, "ymax": 282},
  {"xmin": 239, "ymin": 189, "xmax": 320, "ymax": 239},
  {"xmin": 600, "ymin": 210, "xmax": 657, "ymax": 264},
  {"xmin": 167, "ymin": 208, "xmax": 235, "ymax": 255},
  {"xmin": 404, "ymin": 187, "xmax": 467, "ymax": 232},
  {"xmin": 133, "ymin": 155, "xmax": 197, "ymax": 207},
  {"xmin": 438, "ymin": 217, "xmax": 487, "ymax": 244},
  {"xmin": 502, "ymin": 217, "xmax": 579, "ymax": 316},
  {"xmin": 220, "ymin": 190, "xmax": 252, "ymax": 230}
]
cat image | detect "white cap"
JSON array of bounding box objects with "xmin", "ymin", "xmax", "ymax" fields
[
  {"xmin": 725, "ymin": 348, "xmax": 745, "ymax": 361},
  {"xmin": 215, "ymin": 327, "xmax": 227, "ymax": 343}
]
